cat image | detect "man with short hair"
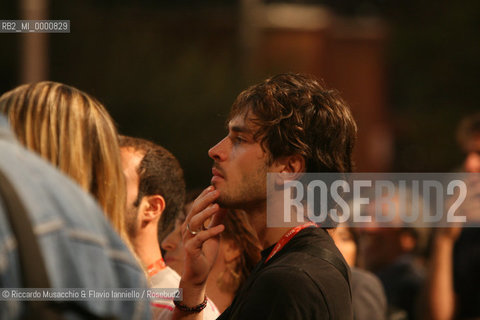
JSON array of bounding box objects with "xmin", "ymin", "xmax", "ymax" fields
[
  {"xmin": 119, "ymin": 136, "xmax": 185, "ymax": 311},
  {"xmin": 177, "ymin": 73, "xmax": 355, "ymax": 319},
  {"xmin": 120, "ymin": 136, "xmax": 186, "ymax": 256},
  {"xmin": 119, "ymin": 136, "xmax": 219, "ymax": 319}
]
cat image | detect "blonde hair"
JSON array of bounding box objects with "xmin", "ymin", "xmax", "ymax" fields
[{"xmin": 0, "ymin": 81, "xmax": 128, "ymax": 241}]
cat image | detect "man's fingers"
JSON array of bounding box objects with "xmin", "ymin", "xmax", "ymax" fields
[
  {"xmin": 188, "ymin": 203, "xmax": 219, "ymax": 231},
  {"xmin": 185, "ymin": 186, "xmax": 219, "ymax": 223},
  {"xmin": 192, "ymin": 189, "xmax": 219, "ymax": 214},
  {"xmin": 185, "ymin": 224, "xmax": 225, "ymax": 252},
  {"xmin": 185, "ymin": 186, "xmax": 213, "ymax": 216},
  {"xmin": 209, "ymin": 208, "xmax": 227, "ymax": 229}
]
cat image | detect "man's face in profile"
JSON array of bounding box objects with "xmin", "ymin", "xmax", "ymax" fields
[
  {"xmin": 464, "ymin": 134, "xmax": 480, "ymax": 172},
  {"xmin": 208, "ymin": 114, "xmax": 271, "ymax": 209},
  {"xmin": 120, "ymin": 147, "xmax": 143, "ymax": 238}
]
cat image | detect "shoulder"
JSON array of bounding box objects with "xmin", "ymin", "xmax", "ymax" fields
[
  {"xmin": 351, "ymin": 267, "xmax": 384, "ymax": 293},
  {"xmin": 0, "ymin": 136, "xmax": 150, "ymax": 319},
  {"xmin": 259, "ymin": 254, "xmax": 350, "ymax": 306},
  {"xmin": 0, "ymin": 136, "xmax": 105, "ymax": 228},
  {"xmin": 351, "ymin": 268, "xmax": 387, "ymax": 320},
  {"xmin": 0, "ymin": 135, "xmax": 131, "ymax": 252},
  {"xmin": 236, "ymin": 244, "xmax": 351, "ymax": 318},
  {"xmin": 261, "ymin": 227, "xmax": 352, "ymax": 318},
  {"xmin": 273, "ymin": 228, "xmax": 350, "ymax": 290},
  {"xmin": 257, "ymin": 263, "xmax": 325, "ymax": 291},
  {"xmin": 234, "ymin": 265, "xmax": 330, "ymax": 319}
]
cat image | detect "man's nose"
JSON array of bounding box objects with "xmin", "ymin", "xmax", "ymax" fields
[
  {"xmin": 465, "ymin": 152, "xmax": 480, "ymax": 172},
  {"xmin": 208, "ymin": 137, "xmax": 229, "ymax": 161}
]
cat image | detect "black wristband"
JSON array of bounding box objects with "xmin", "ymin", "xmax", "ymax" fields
[{"xmin": 174, "ymin": 295, "xmax": 208, "ymax": 313}]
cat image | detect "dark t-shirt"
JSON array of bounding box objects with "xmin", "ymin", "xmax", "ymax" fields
[{"xmin": 217, "ymin": 227, "xmax": 353, "ymax": 320}]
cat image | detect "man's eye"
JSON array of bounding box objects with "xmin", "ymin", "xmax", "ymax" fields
[
  {"xmin": 232, "ymin": 136, "xmax": 245, "ymax": 144},
  {"xmin": 234, "ymin": 138, "xmax": 242, "ymax": 145}
]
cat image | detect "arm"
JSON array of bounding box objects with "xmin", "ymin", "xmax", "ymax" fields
[
  {"xmin": 173, "ymin": 186, "xmax": 226, "ymax": 320},
  {"xmin": 428, "ymin": 176, "xmax": 480, "ymax": 320},
  {"xmin": 427, "ymin": 229, "xmax": 460, "ymax": 320}
]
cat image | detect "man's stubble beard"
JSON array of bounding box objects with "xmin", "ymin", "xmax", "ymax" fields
[
  {"xmin": 215, "ymin": 167, "xmax": 268, "ymax": 211},
  {"xmin": 125, "ymin": 204, "xmax": 139, "ymax": 239}
]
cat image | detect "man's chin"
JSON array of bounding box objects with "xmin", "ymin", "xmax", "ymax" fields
[
  {"xmin": 214, "ymin": 195, "xmax": 227, "ymax": 208},
  {"xmin": 213, "ymin": 191, "xmax": 228, "ymax": 207},
  {"xmin": 215, "ymin": 194, "xmax": 243, "ymax": 210}
]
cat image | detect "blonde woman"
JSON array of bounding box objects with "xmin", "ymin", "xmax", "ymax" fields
[{"xmin": 0, "ymin": 81, "xmax": 128, "ymax": 241}]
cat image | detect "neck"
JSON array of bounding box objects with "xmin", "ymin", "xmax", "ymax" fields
[
  {"xmin": 246, "ymin": 202, "xmax": 298, "ymax": 250},
  {"xmin": 133, "ymin": 223, "xmax": 163, "ymax": 267}
]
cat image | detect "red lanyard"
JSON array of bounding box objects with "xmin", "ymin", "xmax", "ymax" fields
[
  {"xmin": 264, "ymin": 222, "xmax": 317, "ymax": 264},
  {"xmin": 147, "ymin": 258, "xmax": 166, "ymax": 277}
]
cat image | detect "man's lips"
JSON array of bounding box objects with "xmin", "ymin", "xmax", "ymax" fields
[
  {"xmin": 212, "ymin": 167, "xmax": 225, "ymax": 179},
  {"xmin": 211, "ymin": 167, "xmax": 225, "ymax": 185}
]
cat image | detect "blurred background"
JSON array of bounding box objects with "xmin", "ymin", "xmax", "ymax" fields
[{"xmin": 1, "ymin": 0, "xmax": 479, "ymax": 189}]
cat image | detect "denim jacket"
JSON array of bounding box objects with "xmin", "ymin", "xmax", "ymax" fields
[{"xmin": 0, "ymin": 115, "xmax": 151, "ymax": 319}]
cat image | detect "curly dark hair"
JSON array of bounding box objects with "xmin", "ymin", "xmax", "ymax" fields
[
  {"xmin": 229, "ymin": 73, "xmax": 357, "ymax": 173},
  {"xmin": 220, "ymin": 210, "xmax": 261, "ymax": 294},
  {"xmin": 119, "ymin": 136, "xmax": 186, "ymax": 236}
]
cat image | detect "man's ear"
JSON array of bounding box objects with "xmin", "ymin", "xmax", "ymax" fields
[
  {"xmin": 284, "ymin": 154, "xmax": 305, "ymax": 174},
  {"xmin": 139, "ymin": 195, "xmax": 165, "ymax": 223},
  {"xmin": 223, "ymin": 240, "xmax": 241, "ymax": 263},
  {"xmin": 273, "ymin": 154, "xmax": 305, "ymax": 173},
  {"xmin": 272, "ymin": 154, "xmax": 305, "ymax": 183}
]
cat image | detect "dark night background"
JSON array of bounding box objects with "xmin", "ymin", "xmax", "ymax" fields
[{"xmin": 1, "ymin": 0, "xmax": 479, "ymax": 189}]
